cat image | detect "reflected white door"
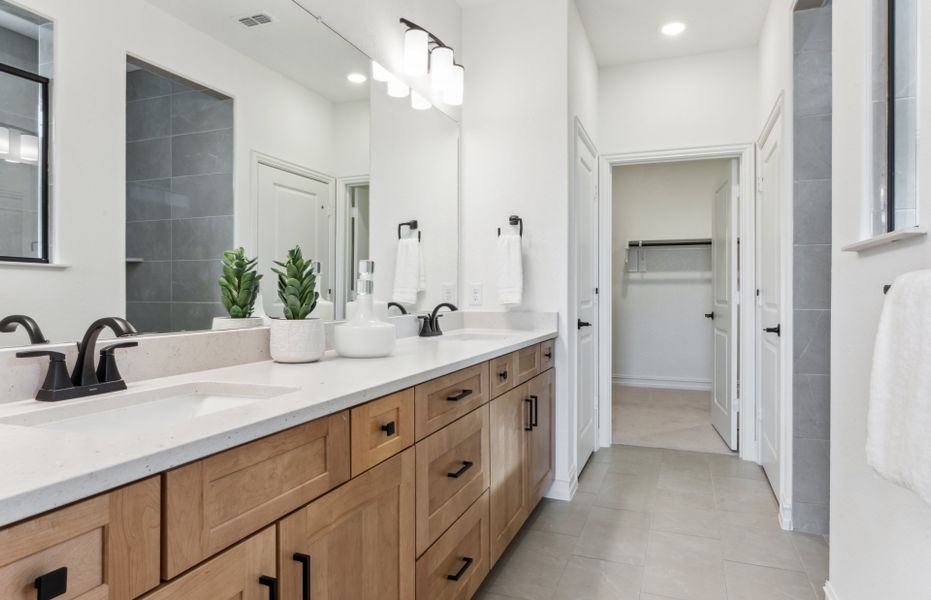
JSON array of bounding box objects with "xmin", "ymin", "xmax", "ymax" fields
[
  {"xmin": 710, "ymin": 160, "xmax": 740, "ymax": 451},
  {"xmin": 575, "ymin": 127, "xmax": 598, "ymax": 471},
  {"xmin": 758, "ymin": 119, "xmax": 783, "ymax": 493},
  {"xmin": 257, "ymin": 164, "xmax": 333, "ymax": 317}
]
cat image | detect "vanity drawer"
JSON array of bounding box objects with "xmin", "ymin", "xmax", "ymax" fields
[
  {"xmin": 0, "ymin": 477, "xmax": 160, "ymax": 600},
  {"xmin": 489, "ymin": 354, "xmax": 515, "ymax": 399},
  {"xmin": 351, "ymin": 388, "xmax": 415, "ymax": 477},
  {"xmin": 415, "ymin": 405, "xmax": 490, "ymax": 556},
  {"xmin": 415, "ymin": 363, "xmax": 489, "ymax": 440},
  {"xmin": 514, "ymin": 344, "xmax": 541, "ymax": 385},
  {"xmin": 415, "ymin": 491, "xmax": 489, "ymax": 600},
  {"xmin": 540, "ymin": 339, "xmax": 555, "ymax": 371},
  {"xmin": 162, "ymin": 411, "xmax": 350, "ymax": 579}
]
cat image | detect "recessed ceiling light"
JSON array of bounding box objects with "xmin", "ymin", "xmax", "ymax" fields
[
  {"xmin": 347, "ymin": 73, "xmax": 367, "ymax": 84},
  {"xmin": 660, "ymin": 21, "xmax": 687, "ymax": 36}
]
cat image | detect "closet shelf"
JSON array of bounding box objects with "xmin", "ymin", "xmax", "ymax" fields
[{"xmin": 627, "ymin": 238, "xmax": 711, "ymax": 248}]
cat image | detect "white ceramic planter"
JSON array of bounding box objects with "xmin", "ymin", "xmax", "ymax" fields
[
  {"xmin": 212, "ymin": 316, "xmax": 265, "ymax": 331},
  {"xmin": 269, "ymin": 318, "xmax": 325, "ymax": 363}
]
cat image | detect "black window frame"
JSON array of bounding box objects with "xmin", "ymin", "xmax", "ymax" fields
[{"xmin": 0, "ymin": 60, "xmax": 50, "ymax": 264}]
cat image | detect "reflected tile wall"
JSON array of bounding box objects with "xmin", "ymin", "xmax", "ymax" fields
[
  {"xmin": 792, "ymin": 5, "xmax": 831, "ymax": 535},
  {"xmin": 125, "ymin": 67, "xmax": 233, "ymax": 334}
]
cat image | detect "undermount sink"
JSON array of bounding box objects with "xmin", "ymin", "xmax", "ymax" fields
[{"xmin": 0, "ymin": 382, "xmax": 299, "ymax": 435}]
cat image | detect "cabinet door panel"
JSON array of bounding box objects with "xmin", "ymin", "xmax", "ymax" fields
[
  {"xmin": 351, "ymin": 388, "xmax": 415, "ymax": 477},
  {"xmin": 514, "ymin": 345, "xmax": 541, "ymax": 385},
  {"xmin": 416, "ymin": 491, "xmax": 489, "ymax": 600},
  {"xmin": 489, "ymin": 384, "xmax": 531, "ymax": 565},
  {"xmin": 279, "ymin": 449, "xmax": 415, "ymax": 600},
  {"xmin": 527, "ymin": 370, "xmax": 555, "ymax": 507},
  {"xmin": 488, "ymin": 353, "xmax": 516, "ymax": 399}
]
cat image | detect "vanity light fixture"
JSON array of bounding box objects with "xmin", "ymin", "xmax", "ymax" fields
[
  {"xmin": 386, "ymin": 74, "xmax": 410, "ymax": 98},
  {"xmin": 346, "ymin": 72, "xmax": 367, "ymax": 84},
  {"xmin": 411, "ymin": 90, "xmax": 431, "ymax": 110},
  {"xmin": 443, "ymin": 63, "xmax": 464, "ymax": 106},
  {"xmin": 430, "ymin": 46, "xmax": 454, "ymax": 92},
  {"xmin": 400, "ymin": 17, "xmax": 463, "ymax": 106},
  {"xmin": 660, "ymin": 21, "xmax": 687, "ymax": 36},
  {"xmin": 403, "ymin": 28, "xmax": 429, "ymax": 76},
  {"xmin": 371, "ymin": 61, "xmax": 390, "ymax": 82}
]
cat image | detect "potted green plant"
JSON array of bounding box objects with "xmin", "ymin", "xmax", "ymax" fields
[
  {"xmin": 212, "ymin": 247, "xmax": 264, "ymax": 330},
  {"xmin": 269, "ymin": 245, "xmax": 325, "ymax": 363}
]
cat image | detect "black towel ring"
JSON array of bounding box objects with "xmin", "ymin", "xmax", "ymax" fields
[
  {"xmin": 398, "ymin": 220, "xmax": 421, "ymax": 241},
  {"xmin": 497, "ymin": 215, "xmax": 523, "ymax": 237}
]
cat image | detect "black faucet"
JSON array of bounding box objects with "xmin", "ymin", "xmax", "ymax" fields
[
  {"xmin": 419, "ymin": 303, "xmax": 458, "ymax": 337},
  {"xmin": 16, "ymin": 317, "xmax": 138, "ymax": 402},
  {"xmin": 387, "ymin": 302, "xmax": 408, "ymax": 315},
  {"xmin": 0, "ymin": 315, "xmax": 49, "ymax": 345}
]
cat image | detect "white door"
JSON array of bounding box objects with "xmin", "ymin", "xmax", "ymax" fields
[
  {"xmin": 257, "ymin": 164, "xmax": 333, "ymax": 317},
  {"xmin": 575, "ymin": 127, "xmax": 598, "ymax": 470},
  {"xmin": 757, "ymin": 119, "xmax": 783, "ymax": 493},
  {"xmin": 710, "ymin": 160, "xmax": 740, "ymax": 451}
]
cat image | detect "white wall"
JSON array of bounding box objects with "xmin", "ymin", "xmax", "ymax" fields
[
  {"xmin": 0, "ymin": 0, "xmax": 353, "ymax": 346},
  {"xmin": 460, "ymin": 0, "xmax": 573, "ymax": 495},
  {"xmin": 598, "ymin": 47, "xmax": 760, "ymax": 154},
  {"xmin": 333, "ymin": 100, "xmax": 371, "ymax": 178},
  {"xmin": 758, "ymin": 0, "xmax": 794, "ymax": 126},
  {"xmin": 569, "ymin": 1, "xmax": 598, "ymax": 144},
  {"xmin": 829, "ymin": 0, "xmax": 931, "ymax": 597},
  {"xmin": 369, "ymin": 90, "xmax": 459, "ymax": 312},
  {"xmin": 612, "ymin": 160, "xmax": 729, "ymax": 388}
]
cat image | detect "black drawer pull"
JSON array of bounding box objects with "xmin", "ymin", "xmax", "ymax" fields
[
  {"xmin": 524, "ymin": 397, "xmax": 534, "ymax": 431},
  {"xmin": 447, "ymin": 556, "xmax": 474, "ymax": 581},
  {"xmin": 447, "ymin": 460, "xmax": 474, "ymax": 478},
  {"xmin": 530, "ymin": 394, "xmax": 539, "ymax": 427},
  {"xmin": 259, "ymin": 575, "xmax": 279, "ymax": 600},
  {"xmin": 35, "ymin": 567, "xmax": 68, "ymax": 600},
  {"xmin": 381, "ymin": 421, "xmax": 396, "ymax": 436},
  {"xmin": 293, "ymin": 553, "xmax": 311, "ymax": 600},
  {"xmin": 447, "ymin": 389, "xmax": 473, "ymax": 402},
  {"xmin": 498, "ymin": 370, "xmax": 508, "ymax": 380}
]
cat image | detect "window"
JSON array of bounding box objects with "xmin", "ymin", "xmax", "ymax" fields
[
  {"xmin": 0, "ymin": 1, "xmax": 52, "ymax": 263},
  {"xmin": 871, "ymin": 0, "xmax": 919, "ymax": 235}
]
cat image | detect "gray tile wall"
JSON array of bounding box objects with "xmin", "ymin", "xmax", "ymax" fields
[
  {"xmin": 125, "ymin": 67, "xmax": 233, "ymax": 333},
  {"xmin": 792, "ymin": 5, "xmax": 831, "ymax": 535}
]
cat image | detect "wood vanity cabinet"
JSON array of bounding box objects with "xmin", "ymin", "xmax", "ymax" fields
[
  {"xmin": 140, "ymin": 527, "xmax": 277, "ymax": 600},
  {"xmin": 0, "ymin": 476, "xmax": 160, "ymax": 600},
  {"xmin": 278, "ymin": 449, "xmax": 415, "ymax": 600},
  {"xmin": 162, "ymin": 411, "xmax": 350, "ymax": 578}
]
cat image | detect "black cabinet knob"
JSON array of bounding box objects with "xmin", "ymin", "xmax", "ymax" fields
[
  {"xmin": 35, "ymin": 567, "xmax": 68, "ymax": 600},
  {"xmin": 498, "ymin": 370, "xmax": 508, "ymax": 380},
  {"xmin": 381, "ymin": 421, "xmax": 396, "ymax": 436},
  {"xmin": 544, "ymin": 350, "xmax": 553, "ymax": 360}
]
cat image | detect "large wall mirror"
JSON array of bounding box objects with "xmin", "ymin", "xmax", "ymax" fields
[{"xmin": 0, "ymin": 0, "xmax": 459, "ymax": 348}]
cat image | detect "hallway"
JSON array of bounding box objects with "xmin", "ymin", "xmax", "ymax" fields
[{"xmin": 476, "ymin": 446, "xmax": 828, "ymax": 600}]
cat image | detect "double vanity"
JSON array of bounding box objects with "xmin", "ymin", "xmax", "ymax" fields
[{"xmin": 0, "ymin": 324, "xmax": 556, "ymax": 600}]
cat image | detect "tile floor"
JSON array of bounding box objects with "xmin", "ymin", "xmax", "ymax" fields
[
  {"xmin": 475, "ymin": 445, "xmax": 828, "ymax": 600},
  {"xmin": 614, "ymin": 386, "xmax": 733, "ymax": 455}
]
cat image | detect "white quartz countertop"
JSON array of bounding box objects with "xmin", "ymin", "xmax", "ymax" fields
[{"xmin": 0, "ymin": 327, "xmax": 556, "ymax": 527}]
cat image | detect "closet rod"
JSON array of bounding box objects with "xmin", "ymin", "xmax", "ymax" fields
[{"xmin": 627, "ymin": 238, "xmax": 712, "ymax": 248}]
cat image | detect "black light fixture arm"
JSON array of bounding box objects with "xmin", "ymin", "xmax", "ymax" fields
[{"xmin": 399, "ymin": 17, "xmax": 449, "ymax": 49}]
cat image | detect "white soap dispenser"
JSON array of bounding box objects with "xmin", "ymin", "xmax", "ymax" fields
[
  {"xmin": 308, "ymin": 261, "xmax": 335, "ymax": 321},
  {"xmin": 334, "ymin": 261, "xmax": 396, "ymax": 358}
]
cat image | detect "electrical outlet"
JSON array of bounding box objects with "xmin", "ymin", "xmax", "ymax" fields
[
  {"xmin": 469, "ymin": 283, "xmax": 483, "ymax": 306},
  {"xmin": 441, "ymin": 283, "xmax": 456, "ymax": 303}
]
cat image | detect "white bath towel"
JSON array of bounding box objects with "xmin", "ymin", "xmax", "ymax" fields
[
  {"xmin": 867, "ymin": 270, "xmax": 931, "ymax": 504},
  {"xmin": 393, "ymin": 238, "xmax": 424, "ymax": 305},
  {"xmin": 496, "ymin": 233, "xmax": 523, "ymax": 305}
]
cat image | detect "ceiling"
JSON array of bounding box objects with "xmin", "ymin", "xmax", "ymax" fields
[
  {"xmin": 146, "ymin": 0, "xmax": 371, "ymax": 103},
  {"xmin": 578, "ymin": 0, "xmax": 770, "ymax": 66}
]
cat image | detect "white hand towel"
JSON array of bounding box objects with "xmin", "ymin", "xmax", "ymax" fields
[
  {"xmin": 393, "ymin": 238, "xmax": 423, "ymax": 305},
  {"xmin": 867, "ymin": 270, "xmax": 931, "ymax": 504},
  {"xmin": 496, "ymin": 233, "xmax": 523, "ymax": 305}
]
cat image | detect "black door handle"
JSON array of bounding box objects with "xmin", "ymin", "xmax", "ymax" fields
[
  {"xmin": 381, "ymin": 421, "xmax": 396, "ymax": 436},
  {"xmin": 447, "ymin": 460, "xmax": 474, "ymax": 478},
  {"xmin": 34, "ymin": 567, "xmax": 68, "ymax": 600},
  {"xmin": 259, "ymin": 575, "xmax": 279, "ymax": 600},
  {"xmin": 447, "ymin": 389, "xmax": 473, "ymax": 402},
  {"xmin": 763, "ymin": 324, "xmax": 781, "ymax": 336},
  {"xmin": 498, "ymin": 370, "xmax": 508, "ymax": 381},
  {"xmin": 446, "ymin": 556, "xmax": 474, "ymax": 581},
  {"xmin": 578, "ymin": 319, "xmax": 592, "ymax": 329},
  {"xmin": 530, "ymin": 395, "xmax": 539, "ymax": 427},
  {"xmin": 293, "ymin": 553, "xmax": 311, "ymax": 600},
  {"xmin": 524, "ymin": 397, "xmax": 534, "ymax": 431},
  {"xmin": 704, "ymin": 312, "xmax": 715, "ymax": 320}
]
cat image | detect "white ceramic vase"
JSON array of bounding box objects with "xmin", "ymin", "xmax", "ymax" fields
[
  {"xmin": 269, "ymin": 318, "xmax": 325, "ymax": 363},
  {"xmin": 212, "ymin": 316, "xmax": 265, "ymax": 331}
]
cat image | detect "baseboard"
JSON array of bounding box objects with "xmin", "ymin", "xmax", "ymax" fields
[
  {"xmin": 778, "ymin": 502, "xmax": 793, "ymax": 530},
  {"xmin": 544, "ymin": 476, "xmax": 577, "ymax": 502},
  {"xmin": 613, "ymin": 374, "xmax": 712, "ymax": 391},
  {"xmin": 824, "ymin": 581, "xmax": 839, "ymax": 600}
]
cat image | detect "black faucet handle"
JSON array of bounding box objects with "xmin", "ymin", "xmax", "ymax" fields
[
  {"xmin": 16, "ymin": 350, "xmax": 73, "ymax": 393},
  {"xmin": 96, "ymin": 342, "xmax": 138, "ymax": 384}
]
